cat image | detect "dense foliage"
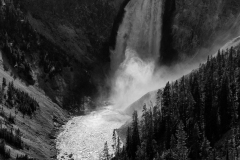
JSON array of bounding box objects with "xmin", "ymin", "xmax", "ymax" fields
[
  {"xmin": 0, "ymin": 0, "xmax": 117, "ymax": 111},
  {"xmin": 1, "ymin": 79, "xmax": 39, "ymax": 117},
  {"xmin": 0, "ymin": 1, "xmax": 70, "ymax": 84},
  {"xmin": 0, "ymin": 140, "xmax": 10, "ymax": 159},
  {"xmin": 0, "ymin": 124, "xmax": 22, "ymax": 149},
  {"xmin": 0, "ymin": 108, "xmax": 23, "ymax": 159},
  {"xmin": 161, "ymin": 0, "xmax": 240, "ymax": 63},
  {"xmin": 174, "ymin": 0, "xmax": 240, "ymax": 54},
  {"xmin": 0, "ymin": 77, "xmax": 39, "ymax": 158},
  {"xmin": 18, "ymin": 0, "xmax": 116, "ymax": 63},
  {"xmin": 113, "ymin": 47, "xmax": 240, "ymax": 159}
]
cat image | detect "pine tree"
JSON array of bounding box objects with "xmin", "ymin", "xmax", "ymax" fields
[
  {"xmin": 237, "ymin": 68, "xmax": 240, "ymax": 119},
  {"xmin": 230, "ymin": 80, "xmax": 237, "ymax": 125},
  {"xmin": 2, "ymin": 77, "xmax": 6, "ymax": 90},
  {"xmin": 162, "ymin": 82, "xmax": 171, "ymax": 116},
  {"xmin": 219, "ymin": 74, "xmax": 231, "ymax": 133},
  {"xmin": 116, "ymin": 136, "xmax": 121, "ymax": 156},
  {"xmin": 200, "ymin": 136, "xmax": 211, "ymax": 159},
  {"xmin": 175, "ymin": 121, "xmax": 188, "ymax": 160},
  {"xmin": 136, "ymin": 141, "xmax": 147, "ymax": 160},
  {"xmin": 114, "ymin": 47, "xmax": 240, "ymax": 160},
  {"xmin": 204, "ymin": 58, "xmax": 214, "ymax": 142},
  {"xmin": 146, "ymin": 108, "xmax": 154, "ymax": 159},
  {"xmin": 154, "ymin": 152, "xmax": 162, "ymax": 160},
  {"xmin": 153, "ymin": 105, "xmax": 160, "ymax": 143},
  {"xmin": 190, "ymin": 123, "xmax": 201, "ymax": 159},
  {"xmin": 172, "ymin": 81, "xmax": 179, "ymax": 121},
  {"xmin": 131, "ymin": 111, "xmax": 140, "ymax": 159},
  {"xmin": 140, "ymin": 104, "xmax": 148, "ymax": 140},
  {"xmin": 162, "ymin": 82, "xmax": 172, "ymax": 149},
  {"xmin": 170, "ymin": 135, "xmax": 177, "ymax": 150},
  {"xmin": 156, "ymin": 89, "xmax": 162, "ymax": 108},
  {"xmin": 162, "ymin": 82, "xmax": 171, "ymax": 108},
  {"xmin": 179, "ymin": 77, "xmax": 187, "ymax": 125},
  {"xmin": 0, "ymin": 87, "xmax": 3, "ymax": 104},
  {"xmin": 100, "ymin": 141, "xmax": 110, "ymax": 160},
  {"xmin": 112, "ymin": 129, "xmax": 116, "ymax": 153},
  {"xmin": 229, "ymin": 127, "xmax": 237, "ymax": 160},
  {"xmin": 169, "ymin": 135, "xmax": 177, "ymax": 159},
  {"xmin": 126, "ymin": 127, "xmax": 132, "ymax": 157},
  {"xmin": 192, "ymin": 73, "xmax": 201, "ymax": 121}
]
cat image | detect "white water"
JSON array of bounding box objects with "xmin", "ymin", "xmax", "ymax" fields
[
  {"xmin": 57, "ymin": 0, "xmax": 164, "ymax": 159},
  {"xmin": 56, "ymin": 106, "xmax": 130, "ymax": 160},
  {"xmin": 110, "ymin": 0, "xmax": 163, "ymax": 110},
  {"xmin": 111, "ymin": 0, "xmax": 163, "ymax": 71}
]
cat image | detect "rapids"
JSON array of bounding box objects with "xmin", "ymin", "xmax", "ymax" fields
[
  {"xmin": 57, "ymin": 0, "xmax": 164, "ymax": 159},
  {"xmin": 56, "ymin": 106, "xmax": 130, "ymax": 160}
]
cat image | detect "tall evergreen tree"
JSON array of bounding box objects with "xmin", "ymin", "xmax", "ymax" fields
[
  {"xmin": 219, "ymin": 74, "xmax": 231, "ymax": 134},
  {"xmin": 200, "ymin": 136, "xmax": 212, "ymax": 159},
  {"xmin": 175, "ymin": 121, "xmax": 188, "ymax": 160},
  {"xmin": 237, "ymin": 68, "xmax": 240, "ymax": 119},
  {"xmin": 126, "ymin": 127, "xmax": 132, "ymax": 158},
  {"xmin": 189, "ymin": 123, "xmax": 201, "ymax": 159},
  {"xmin": 2, "ymin": 77, "xmax": 6, "ymax": 90},
  {"xmin": 114, "ymin": 47, "xmax": 240, "ymax": 160},
  {"xmin": 131, "ymin": 111, "xmax": 140, "ymax": 159},
  {"xmin": 116, "ymin": 136, "xmax": 121, "ymax": 156},
  {"xmin": 112, "ymin": 130, "xmax": 116, "ymax": 154},
  {"xmin": 153, "ymin": 105, "xmax": 161, "ymax": 143},
  {"xmin": 100, "ymin": 141, "xmax": 110, "ymax": 160}
]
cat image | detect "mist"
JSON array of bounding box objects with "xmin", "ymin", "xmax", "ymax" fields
[
  {"xmin": 109, "ymin": 33, "xmax": 240, "ymax": 111},
  {"xmin": 107, "ymin": 0, "xmax": 240, "ymax": 111},
  {"xmin": 109, "ymin": 47, "xmax": 200, "ymax": 110}
]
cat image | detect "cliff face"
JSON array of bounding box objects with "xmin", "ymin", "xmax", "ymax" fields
[
  {"xmin": 2, "ymin": 0, "xmax": 240, "ymax": 111},
  {"xmin": 0, "ymin": 58, "xmax": 68, "ymax": 160},
  {"xmin": 111, "ymin": 0, "xmax": 240, "ymax": 65},
  {"xmin": 161, "ymin": 0, "xmax": 240, "ymax": 63},
  {"xmin": 110, "ymin": 0, "xmax": 163, "ymax": 72},
  {"xmin": 5, "ymin": 0, "xmax": 125, "ymax": 110}
]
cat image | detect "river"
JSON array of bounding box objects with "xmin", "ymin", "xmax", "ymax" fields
[{"xmin": 56, "ymin": 106, "xmax": 130, "ymax": 160}]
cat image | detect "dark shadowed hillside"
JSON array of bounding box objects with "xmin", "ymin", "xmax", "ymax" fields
[
  {"xmin": 1, "ymin": 0, "xmax": 240, "ymax": 159},
  {"xmin": 2, "ymin": 0, "xmax": 240, "ymax": 112},
  {"xmin": 0, "ymin": 57, "xmax": 68, "ymax": 160},
  {"xmin": 113, "ymin": 43, "xmax": 240, "ymax": 160},
  {"xmin": 0, "ymin": 0, "xmax": 125, "ymax": 112},
  {"xmin": 161, "ymin": 0, "xmax": 240, "ymax": 64}
]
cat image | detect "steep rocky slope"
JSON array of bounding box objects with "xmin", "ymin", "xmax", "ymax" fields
[
  {"xmin": 110, "ymin": 0, "xmax": 240, "ymax": 65},
  {"xmin": 117, "ymin": 35, "xmax": 240, "ymax": 145},
  {"xmin": 1, "ymin": 0, "xmax": 240, "ymax": 158},
  {"xmin": 161, "ymin": 0, "xmax": 240, "ymax": 63},
  {"xmin": 0, "ymin": 0, "xmax": 127, "ymax": 112},
  {"xmin": 0, "ymin": 52, "xmax": 68, "ymax": 159},
  {"xmin": 3, "ymin": 0, "xmax": 240, "ymax": 111}
]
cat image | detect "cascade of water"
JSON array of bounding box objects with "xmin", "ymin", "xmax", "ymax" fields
[
  {"xmin": 110, "ymin": 0, "xmax": 163, "ymax": 108},
  {"xmin": 111, "ymin": 0, "xmax": 163, "ymax": 71}
]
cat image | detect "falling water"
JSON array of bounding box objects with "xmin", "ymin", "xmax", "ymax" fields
[
  {"xmin": 110, "ymin": 0, "xmax": 163, "ymax": 109},
  {"xmin": 111, "ymin": 0, "xmax": 163, "ymax": 71},
  {"xmin": 57, "ymin": 1, "xmax": 165, "ymax": 159}
]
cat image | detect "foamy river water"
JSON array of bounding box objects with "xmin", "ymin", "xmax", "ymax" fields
[{"xmin": 56, "ymin": 106, "xmax": 129, "ymax": 160}]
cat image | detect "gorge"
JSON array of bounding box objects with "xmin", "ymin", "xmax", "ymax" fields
[
  {"xmin": 57, "ymin": 0, "xmax": 240, "ymax": 159},
  {"xmin": 0, "ymin": 0, "xmax": 240, "ymax": 159}
]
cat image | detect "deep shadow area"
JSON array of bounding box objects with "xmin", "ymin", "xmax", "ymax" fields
[
  {"xmin": 109, "ymin": 0, "xmax": 131, "ymax": 50},
  {"xmin": 160, "ymin": 0, "xmax": 178, "ymax": 65}
]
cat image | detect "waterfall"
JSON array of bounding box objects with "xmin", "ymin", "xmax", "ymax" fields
[
  {"xmin": 110, "ymin": 0, "xmax": 164, "ymax": 109},
  {"xmin": 111, "ymin": 0, "xmax": 163, "ymax": 71}
]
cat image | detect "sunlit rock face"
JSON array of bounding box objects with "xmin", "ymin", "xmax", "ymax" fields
[{"xmin": 111, "ymin": 0, "xmax": 163, "ymax": 71}]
